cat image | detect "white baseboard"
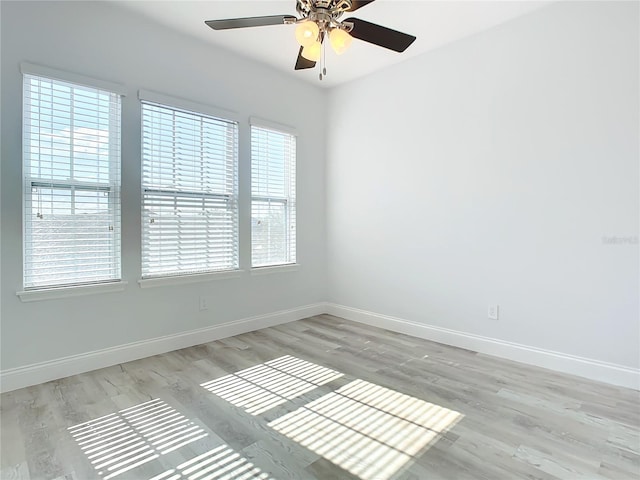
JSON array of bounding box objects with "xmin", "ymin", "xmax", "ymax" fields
[
  {"xmin": 3, "ymin": 301, "xmax": 637, "ymax": 393},
  {"xmin": 326, "ymin": 303, "xmax": 640, "ymax": 391},
  {"xmin": 0, "ymin": 303, "xmax": 327, "ymax": 393}
]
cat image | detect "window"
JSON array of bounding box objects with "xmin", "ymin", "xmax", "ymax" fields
[
  {"xmin": 251, "ymin": 123, "xmax": 296, "ymax": 267},
  {"xmin": 23, "ymin": 72, "xmax": 122, "ymax": 289},
  {"xmin": 141, "ymin": 99, "xmax": 238, "ymax": 278}
]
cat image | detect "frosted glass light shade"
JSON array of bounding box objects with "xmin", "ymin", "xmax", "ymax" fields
[
  {"xmin": 295, "ymin": 21, "xmax": 319, "ymax": 47},
  {"xmin": 301, "ymin": 41, "xmax": 322, "ymax": 61},
  {"xmin": 329, "ymin": 28, "xmax": 353, "ymax": 55}
]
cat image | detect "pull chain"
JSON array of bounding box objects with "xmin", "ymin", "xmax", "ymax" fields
[
  {"xmin": 319, "ymin": 40, "xmax": 324, "ymax": 81},
  {"xmin": 323, "ymin": 38, "xmax": 327, "ymax": 77},
  {"xmin": 319, "ymin": 36, "xmax": 328, "ymax": 81}
]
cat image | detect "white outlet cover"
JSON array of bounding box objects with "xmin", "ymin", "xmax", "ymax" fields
[{"xmin": 488, "ymin": 305, "xmax": 499, "ymax": 320}]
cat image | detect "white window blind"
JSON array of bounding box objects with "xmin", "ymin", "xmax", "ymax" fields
[
  {"xmin": 251, "ymin": 125, "xmax": 297, "ymax": 267},
  {"xmin": 23, "ymin": 74, "xmax": 122, "ymax": 289},
  {"xmin": 141, "ymin": 101, "xmax": 239, "ymax": 278}
]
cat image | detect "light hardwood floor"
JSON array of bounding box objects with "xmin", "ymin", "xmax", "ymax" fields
[{"xmin": 1, "ymin": 314, "xmax": 639, "ymax": 480}]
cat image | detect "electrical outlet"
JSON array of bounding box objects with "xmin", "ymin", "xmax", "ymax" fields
[
  {"xmin": 199, "ymin": 296, "xmax": 208, "ymax": 311},
  {"xmin": 488, "ymin": 304, "xmax": 499, "ymax": 320}
]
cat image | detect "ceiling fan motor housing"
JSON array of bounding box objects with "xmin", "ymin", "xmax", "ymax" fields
[{"xmin": 296, "ymin": 0, "xmax": 354, "ymax": 24}]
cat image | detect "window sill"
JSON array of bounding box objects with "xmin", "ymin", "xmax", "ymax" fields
[
  {"xmin": 138, "ymin": 270, "xmax": 244, "ymax": 288},
  {"xmin": 251, "ymin": 264, "xmax": 299, "ymax": 276},
  {"xmin": 17, "ymin": 281, "xmax": 128, "ymax": 302}
]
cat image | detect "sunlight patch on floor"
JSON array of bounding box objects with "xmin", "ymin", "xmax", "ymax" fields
[
  {"xmin": 200, "ymin": 355, "xmax": 343, "ymax": 415},
  {"xmin": 201, "ymin": 354, "xmax": 463, "ymax": 480},
  {"xmin": 147, "ymin": 444, "xmax": 274, "ymax": 480},
  {"xmin": 68, "ymin": 398, "xmax": 208, "ymax": 479},
  {"xmin": 268, "ymin": 379, "xmax": 463, "ymax": 480}
]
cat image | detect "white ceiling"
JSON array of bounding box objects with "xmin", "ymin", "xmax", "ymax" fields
[{"xmin": 115, "ymin": 0, "xmax": 550, "ymax": 88}]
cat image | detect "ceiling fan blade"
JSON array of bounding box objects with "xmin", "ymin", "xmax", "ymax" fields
[
  {"xmin": 347, "ymin": 0, "xmax": 376, "ymax": 12},
  {"xmin": 345, "ymin": 17, "xmax": 416, "ymax": 52},
  {"xmin": 205, "ymin": 15, "xmax": 296, "ymax": 30},
  {"xmin": 294, "ymin": 46, "xmax": 316, "ymax": 70}
]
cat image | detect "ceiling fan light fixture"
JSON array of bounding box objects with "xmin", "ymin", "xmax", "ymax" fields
[
  {"xmin": 329, "ymin": 27, "xmax": 353, "ymax": 55},
  {"xmin": 205, "ymin": 0, "xmax": 417, "ymax": 77},
  {"xmin": 301, "ymin": 40, "xmax": 322, "ymax": 61},
  {"xmin": 295, "ymin": 20, "xmax": 320, "ymax": 47}
]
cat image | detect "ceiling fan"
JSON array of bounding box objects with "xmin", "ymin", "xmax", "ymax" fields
[{"xmin": 205, "ymin": 0, "xmax": 416, "ymax": 78}]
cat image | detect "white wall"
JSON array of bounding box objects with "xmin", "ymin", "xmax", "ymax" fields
[
  {"xmin": 327, "ymin": 1, "xmax": 639, "ymax": 369},
  {"xmin": 0, "ymin": 1, "xmax": 327, "ymax": 370}
]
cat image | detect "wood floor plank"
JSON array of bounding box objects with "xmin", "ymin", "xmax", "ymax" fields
[{"xmin": 1, "ymin": 315, "xmax": 638, "ymax": 480}]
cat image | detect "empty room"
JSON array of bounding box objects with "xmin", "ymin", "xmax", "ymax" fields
[{"xmin": 1, "ymin": 0, "xmax": 638, "ymax": 479}]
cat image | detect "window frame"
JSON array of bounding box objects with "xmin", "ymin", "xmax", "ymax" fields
[
  {"xmin": 250, "ymin": 118, "xmax": 298, "ymax": 269},
  {"xmin": 139, "ymin": 90, "xmax": 240, "ymax": 281},
  {"xmin": 20, "ymin": 63, "xmax": 126, "ymax": 294}
]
